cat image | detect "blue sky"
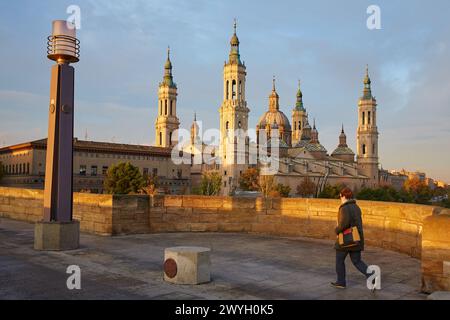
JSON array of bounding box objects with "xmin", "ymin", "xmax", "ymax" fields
[{"xmin": 0, "ymin": 0, "xmax": 449, "ymax": 182}]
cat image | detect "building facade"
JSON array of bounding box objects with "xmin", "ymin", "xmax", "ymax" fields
[{"xmin": 0, "ymin": 138, "xmax": 190, "ymax": 194}]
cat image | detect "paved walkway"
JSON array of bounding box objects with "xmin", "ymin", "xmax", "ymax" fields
[{"xmin": 0, "ymin": 218, "xmax": 427, "ymax": 300}]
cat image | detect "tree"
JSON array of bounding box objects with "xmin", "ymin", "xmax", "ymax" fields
[
  {"xmin": 275, "ymin": 183, "xmax": 291, "ymax": 197},
  {"xmin": 195, "ymin": 171, "xmax": 222, "ymax": 196},
  {"xmin": 318, "ymin": 183, "xmax": 346, "ymax": 199},
  {"xmin": 103, "ymin": 162, "xmax": 146, "ymax": 195},
  {"xmin": 259, "ymin": 175, "xmax": 276, "ymax": 197},
  {"xmin": 296, "ymin": 176, "xmax": 317, "ymax": 198},
  {"xmin": 239, "ymin": 167, "xmax": 260, "ymax": 191},
  {"xmin": 404, "ymin": 177, "xmax": 432, "ymax": 204},
  {"xmin": 141, "ymin": 173, "xmax": 160, "ymax": 195}
]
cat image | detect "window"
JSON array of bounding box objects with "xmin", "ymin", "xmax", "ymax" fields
[
  {"xmin": 299, "ymin": 122, "xmax": 302, "ymax": 130},
  {"xmin": 362, "ymin": 144, "xmax": 366, "ymax": 155},
  {"xmin": 368, "ymin": 111, "xmax": 371, "ymax": 125},
  {"xmin": 226, "ymin": 80, "xmax": 229, "ymax": 99},
  {"xmin": 102, "ymin": 166, "xmax": 108, "ymax": 175},
  {"xmin": 91, "ymin": 166, "xmax": 97, "ymax": 176},
  {"xmin": 224, "ymin": 170, "xmax": 227, "ymax": 176},
  {"xmin": 80, "ymin": 165, "xmax": 86, "ymax": 176},
  {"xmin": 160, "ymin": 101, "xmax": 162, "ymax": 115},
  {"xmin": 294, "ymin": 122, "xmax": 296, "ymax": 130},
  {"xmin": 27, "ymin": 163, "xmax": 30, "ymax": 174},
  {"xmin": 226, "ymin": 121, "xmax": 229, "ymax": 130},
  {"xmin": 232, "ymin": 80, "xmax": 236, "ymax": 99},
  {"xmin": 170, "ymin": 100, "xmax": 173, "ymax": 115},
  {"xmin": 152, "ymin": 168, "xmax": 158, "ymax": 176},
  {"xmin": 169, "ymin": 132, "xmax": 172, "ymax": 145},
  {"xmin": 165, "ymin": 100, "xmax": 168, "ymax": 115},
  {"xmin": 372, "ymin": 144, "xmax": 375, "ymax": 154},
  {"xmin": 159, "ymin": 132, "xmax": 162, "ymax": 146},
  {"xmin": 143, "ymin": 168, "xmax": 149, "ymax": 176},
  {"xmin": 238, "ymin": 121, "xmax": 242, "ymax": 128},
  {"xmin": 239, "ymin": 80, "xmax": 242, "ymax": 98},
  {"xmin": 362, "ymin": 112, "xmax": 365, "ymax": 125}
]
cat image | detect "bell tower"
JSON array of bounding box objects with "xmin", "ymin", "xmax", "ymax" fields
[
  {"xmin": 155, "ymin": 47, "xmax": 180, "ymax": 148},
  {"xmin": 356, "ymin": 66, "xmax": 379, "ymax": 187},
  {"xmin": 291, "ymin": 80, "xmax": 308, "ymax": 146},
  {"xmin": 219, "ymin": 20, "xmax": 250, "ymax": 195}
]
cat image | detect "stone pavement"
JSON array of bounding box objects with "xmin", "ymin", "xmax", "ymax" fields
[{"xmin": 0, "ymin": 218, "xmax": 428, "ymax": 300}]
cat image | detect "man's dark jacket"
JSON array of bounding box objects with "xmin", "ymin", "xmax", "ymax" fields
[{"xmin": 334, "ymin": 199, "xmax": 365, "ymax": 252}]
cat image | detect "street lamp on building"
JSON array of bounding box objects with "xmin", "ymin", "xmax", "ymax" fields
[{"xmin": 34, "ymin": 20, "xmax": 80, "ymax": 251}]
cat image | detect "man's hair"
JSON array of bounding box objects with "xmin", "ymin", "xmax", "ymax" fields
[{"xmin": 339, "ymin": 187, "xmax": 354, "ymax": 199}]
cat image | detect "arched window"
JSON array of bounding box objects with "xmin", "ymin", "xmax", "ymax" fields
[
  {"xmin": 226, "ymin": 80, "xmax": 229, "ymax": 100},
  {"xmin": 232, "ymin": 80, "xmax": 236, "ymax": 99},
  {"xmin": 362, "ymin": 112, "xmax": 365, "ymax": 125},
  {"xmin": 159, "ymin": 132, "xmax": 162, "ymax": 146},
  {"xmin": 226, "ymin": 121, "xmax": 229, "ymax": 130},
  {"xmin": 27, "ymin": 163, "xmax": 30, "ymax": 174},
  {"xmin": 170, "ymin": 100, "xmax": 173, "ymax": 115},
  {"xmin": 368, "ymin": 111, "xmax": 371, "ymax": 125},
  {"xmin": 299, "ymin": 122, "xmax": 302, "ymax": 130},
  {"xmin": 294, "ymin": 122, "xmax": 296, "ymax": 130},
  {"xmin": 169, "ymin": 132, "xmax": 172, "ymax": 145},
  {"xmin": 238, "ymin": 121, "xmax": 242, "ymax": 128},
  {"xmin": 362, "ymin": 144, "xmax": 366, "ymax": 155},
  {"xmin": 160, "ymin": 101, "xmax": 162, "ymax": 115},
  {"xmin": 372, "ymin": 143, "xmax": 375, "ymax": 154},
  {"xmin": 165, "ymin": 100, "xmax": 168, "ymax": 115},
  {"xmin": 239, "ymin": 80, "xmax": 242, "ymax": 98}
]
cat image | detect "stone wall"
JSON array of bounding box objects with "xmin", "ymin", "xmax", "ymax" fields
[
  {"xmin": 0, "ymin": 187, "xmax": 150, "ymax": 236},
  {"xmin": 150, "ymin": 195, "xmax": 441, "ymax": 258},
  {"xmin": 421, "ymin": 211, "xmax": 450, "ymax": 293}
]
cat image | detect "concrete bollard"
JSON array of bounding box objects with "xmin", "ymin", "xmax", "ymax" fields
[{"xmin": 163, "ymin": 246, "xmax": 211, "ymax": 285}]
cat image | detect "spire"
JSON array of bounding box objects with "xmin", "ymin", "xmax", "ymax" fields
[
  {"xmin": 339, "ymin": 124, "xmax": 348, "ymax": 147},
  {"xmin": 295, "ymin": 79, "xmax": 305, "ymax": 111},
  {"xmin": 362, "ymin": 64, "xmax": 372, "ymax": 100},
  {"xmin": 301, "ymin": 118, "xmax": 312, "ymax": 141},
  {"xmin": 311, "ymin": 119, "xmax": 319, "ymax": 144},
  {"xmin": 228, "ymin": 19, "xmax": 241, "ymax": 65},
  {"xmin": 269, "ymin": 76, "xmax": 279, "ymax": 112},
  {"xmin": 162, "ymin": 46, "xmax": 175, "ymax": 88},
  {"xmin": 194, "ymin": 112, "xmax": 197, "ymax": 122}
]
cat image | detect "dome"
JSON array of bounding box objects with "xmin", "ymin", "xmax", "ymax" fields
[
  {"xmin": 306, "ymin": 142, "xmax": 327, "ymax": 153},
  {"xmin": 257, "ymin": 110, "xmax": 291, "ymax": 131},
  {"xmin": 332, "ymin": 146, "xmax": 355, "ymax": 156}
]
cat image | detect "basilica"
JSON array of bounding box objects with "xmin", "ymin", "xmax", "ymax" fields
[
  {"xmin": 153, "ymin": 22, "xmax": 380, "ymax": 196},
  {"xmin": 0, "ymin": 22, "xmax": 381, "ymax": 197}
]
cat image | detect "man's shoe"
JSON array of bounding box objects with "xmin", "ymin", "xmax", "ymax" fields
[{"xmin": 330, "ymin": 282, "xmax": 346, "ymax": 289}]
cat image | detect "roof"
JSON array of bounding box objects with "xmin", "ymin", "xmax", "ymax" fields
[
  {"xmin": 0, "ymin": 138, "xmax": 174, "ymax": 157},
  {"xmin": 331, "ymin": 146, "xmax": 355, "ymax": 156},
  {"xmin": 257, "ymin": 110, "xmax": 292, "ymax": 130}
]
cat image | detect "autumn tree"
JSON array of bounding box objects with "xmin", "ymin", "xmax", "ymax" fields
[
  {"xmin": 259, "ymin": 175, "xmax": 276, "ymax": 197},
  {"xmin": 239, "ymin": 167, "xmax": 260, "ymax": 191},
  {"xmin": 141, "ymin": 173, "xmax": 160, "ymax": 195},
  {"xmin": 297, "ymin": 176, "xmax": 317, "ymax": 198},
  {"xmin": 403, "ymin": 177, "xmax": 432, "ymax": 204}
]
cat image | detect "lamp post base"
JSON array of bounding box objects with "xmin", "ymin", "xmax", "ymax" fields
[{"xmin": 34, "ymin": 220, "xmax": 80, "ymax": 251}]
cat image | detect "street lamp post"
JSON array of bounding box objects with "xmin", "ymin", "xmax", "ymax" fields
[{"xmin": 34, "ymin": 20, "xmax": 80, "ymax": 251}]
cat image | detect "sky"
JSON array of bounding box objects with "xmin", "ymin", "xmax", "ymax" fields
[{"xmin": 0, "ymin": 0, "xmax": 449, "ymax": 182}]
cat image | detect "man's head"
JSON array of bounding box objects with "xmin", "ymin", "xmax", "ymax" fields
[{"xmin": 339, "ymin": 187, "xmax": 354, "ymax": 204}]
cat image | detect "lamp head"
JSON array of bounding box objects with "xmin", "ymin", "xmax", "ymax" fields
[{"xmin": 47, "ymin": 20, "xmax": 80, "ymax": 64}]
